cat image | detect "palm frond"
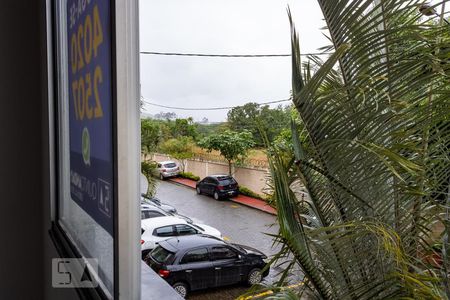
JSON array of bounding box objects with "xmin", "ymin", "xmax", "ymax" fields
[{"xmin": 264, "ymin": 0, "xmax": 450, "ymax": 299}]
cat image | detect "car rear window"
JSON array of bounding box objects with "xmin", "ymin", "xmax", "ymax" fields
[
  {"xmin": 151, "ymin": 246, "xmax": 175, "ymax": 264},
  {"xmin": 218, "ymin": 177, "xmax": 236, "ymax": 186},
  {"xmin": 163, "ymin": 163, "xmax": 177, "ymax": 168}
]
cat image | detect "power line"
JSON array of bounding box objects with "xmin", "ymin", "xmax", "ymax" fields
[
  {"xmin": 142, "ymin": 98, "xmax": 292, "ymax": 111},
  {"xmin": 140, "ymin": 51, "xmax": 331, "ymax": 58}
]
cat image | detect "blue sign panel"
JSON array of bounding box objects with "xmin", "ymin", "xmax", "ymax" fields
[{"xmin": 67, "ymin": 0, "xmax": 114, "ymax": 236}]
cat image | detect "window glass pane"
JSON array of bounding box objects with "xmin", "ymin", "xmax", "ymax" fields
[
  {"xmin": 155, "ymin": 226, "xmax": 175, "ymax": 237},
  {"xmin": 180, "ymin": 248, "xmax": 209, "ymax": 264},
  {"xmin": 151, "ymin": 211, "xmax": 164, "ymax": 218},
  {"xmin": 142, "ymin": 210, "xmax": 164, "ymax": 220},
  {"xmin": 211, "ymin": 247, "xmax": 238, "ymax": 260},
  {"xmin": 175, "ymin": 224, "xmax": 197, "ymax": 235},
  {"xmin": 55, "ymin": 0, "xmax": 114, "ymax": 296},
  {"xmin": 151, "ymin": 246, "xmax": 175, "ymax": 264},
  {"xmin": 218, "ymin": 177, "xmax": 236, "ymax": 186},
  {"xmin": 164, "ymin": 163, "xmax": 176, "ymax": 168}
]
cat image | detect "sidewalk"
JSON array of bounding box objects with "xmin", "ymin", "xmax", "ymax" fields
[{"xmin": 168, "ymin": 177, "xmax": 277, "ymax": 216}]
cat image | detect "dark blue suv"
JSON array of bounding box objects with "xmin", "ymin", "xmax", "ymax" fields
[{"xmin": 196, "ymin": 175, "xmax": 239, "ymax": 200}]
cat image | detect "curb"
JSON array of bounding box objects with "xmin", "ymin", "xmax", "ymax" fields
[{"xmin": 167, "ymin": 178, "xmax": 277, "ymax": 216}]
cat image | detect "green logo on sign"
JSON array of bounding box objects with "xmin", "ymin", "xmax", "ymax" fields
[{"xmin": 82, "ymin": 127, "xmax": 91, "ymax": 166}]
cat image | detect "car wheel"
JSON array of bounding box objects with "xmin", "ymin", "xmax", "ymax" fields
[
  {"xmin": 247, "ymin": 268, "xmax": 262, "ymax": 286},
  {"xmin": 196, "ymin": 187, "xmax": 201, "ymax": 195},
  {"xmin": 172, "ymin": 282, "xmax": 189, "ymax": 298},
  {"xmin": 213, "ymin": 191, "xmax": 220, "ymax": 200},
  {"xmin": 160, "ymin": 173, "xmax": 164, "ymax": 180}
]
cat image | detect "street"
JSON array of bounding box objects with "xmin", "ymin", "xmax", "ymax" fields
[{"xmin": 155, "ymin": 180, "xmax": 282, "ymax": 299}]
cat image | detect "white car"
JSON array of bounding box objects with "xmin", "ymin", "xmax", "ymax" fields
[
  {"xmin": 155, "ymin": 161, "xmax": 180, "ymax": 180},
  {"xmin": 141, "ymin": 216, "xmax": 222, "ymax": 256}
]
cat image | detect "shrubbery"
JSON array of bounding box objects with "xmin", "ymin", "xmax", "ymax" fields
[
  {"xmin": 239, "ymin": 186, "xmax": 265, "ymax": 200},
  {"xmin": 141, "ymin": 161, "xmax": 157, "ymax": 178},
  {"xmin": 179, "ymin": 172, "xmax": 200, "ymax": 181}
]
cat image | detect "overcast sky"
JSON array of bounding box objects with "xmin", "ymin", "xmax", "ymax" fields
[
  {"xmin": 138, "ymin": 0, "xmax": 329, "ymax": 122},
  {"xmin": 139, "ymin": 0, "xmax": 448, "ymax": 122}
]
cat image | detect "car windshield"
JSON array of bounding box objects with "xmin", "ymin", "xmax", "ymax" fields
[
  {"xmin": 151, "ymin": 246, "xmax": 175, "ymax": 264},
  {"xmin": 163, "ymin": 163, "xmax": 177, "ymax": 168},
  {"xmin": 218, "ymin": 177, "xmax": 236, "ymax": 186},
  {"xmin": 231, "ymin": 243, "xmax": 246, "ymax": 253}
]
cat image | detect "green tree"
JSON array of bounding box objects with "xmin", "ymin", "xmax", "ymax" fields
[
  {"xmin": 256, "ymin": 3, "xmax": 450, "ymax": 300},
  {"xmin": 159, "ymin": 137, "xmax": 195, "ymax": 171},
  {"xmin": 198, "ymin": 130, "xmax": 255, "ymax": 175},
  {"xmin": 227, "ymin": 102, "xmax": 291, "ymax": 146},
  {"xmin": 169, "ymin": 118, "xmax": 198, "ymax": 140},
  {"xmin": 141, "ymin": 119, "xmax": 161, "ymax": 159}
]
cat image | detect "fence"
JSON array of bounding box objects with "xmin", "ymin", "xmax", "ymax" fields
[
  {"xmin": 150, "ymin": 153, "xmax": 270, "ymax": 195},
  {"xmin": 191, "ymin": 152, "xmax": 269, "ymax": 169}
]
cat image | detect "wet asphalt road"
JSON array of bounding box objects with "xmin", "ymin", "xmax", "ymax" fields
[{"xmin": 154, "ymin": 180, "xmax": 282, "ymax": 300}]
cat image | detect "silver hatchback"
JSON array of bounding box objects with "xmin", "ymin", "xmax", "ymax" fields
[{"xmin": 156, "ymin": 161, "xmax": 180, "ymax": 180}]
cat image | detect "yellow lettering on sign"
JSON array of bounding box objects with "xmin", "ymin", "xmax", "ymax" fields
[
  {"xmin": 84, "ymin": 14, "xmax": 93, "ymax": 65},
  {"xmin": 85, "ymin": 73, "xmax": 93, "ymax": 119},
  {"xmin": 93, "ymin": 66, "xmax": 104, "ymax": 118},
  {"xmin": 70, "ymin": 4, "xmax": 105, "ymax": 122},
  {"xmin": 93, "ymin": 5, "xmax": 103, "ymax": 58}
]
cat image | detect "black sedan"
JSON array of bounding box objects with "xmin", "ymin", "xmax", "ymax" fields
[
  {"xmin": 196, "ymin": 175, "xmax": 239, "ymax": 200},
  {"xmin": 145, "ymin": 235, "xmax": 269, "ymax": 298}
]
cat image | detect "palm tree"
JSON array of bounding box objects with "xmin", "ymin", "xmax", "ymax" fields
[{"xmin": 260, "ymin": 1, "xmax": 450, "ymax": 299}]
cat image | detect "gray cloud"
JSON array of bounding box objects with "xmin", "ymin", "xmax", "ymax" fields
[{"xmin": 139, "ymin": 0, "xmax": 328, "ymax": 121}]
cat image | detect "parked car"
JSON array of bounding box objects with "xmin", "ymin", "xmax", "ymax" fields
[
  {"xmin": 141, "ymin": 202, "xmax": 194, "ymax": 224},
  {"xmin": 141, "ymin": 216, "xmax": 222, "ymax": 258},
  {"xmin": 196, "ymin": 175, "xmax": 239, "ymax": 200},
  {"xmin": 145, "ymin": 235, "xmax": 269, "ymax": 298},
  {"xmin": 141, "ymin": 194, "xmax": 177, "ymax": 214},
  {"xmin": 156, "ymin": 161, "xmax": 180, "ymax": 180},
  {"xmin": 141, "ymin": 206, "xmax": 169, "ymax": 220}
]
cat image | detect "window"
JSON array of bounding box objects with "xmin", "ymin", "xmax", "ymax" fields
[
  {"xmin": 218, "ymin": 177, "xmax": 236, "ymax": 186},
  {"xmin": 164, "ymin": 163, "xmax": 177, "ymax": 168},
  {"xmin": 211, "ymin": 246, "xmax": 238, "ymax": 260},
  {"xmin": 175, "ymin": 224, "xmax": 198, "ymax": 235},
  {"xmin": 141, "ymin": 210, "xmax": 165, "ymax": 220},
  {"xmin": 180, "ymin": 248, "xmax": 209, "ymax": 264},
  {"xmin": 154, "ymin": 226, "xmax": 175, "ymax": 237},
  {"xmin": 205, "ymin": 177, "xmax": 218, "ymax": 184},
  {"xmin": 151, "ymin": 246, "xmax": 175, "ymax": 264}
]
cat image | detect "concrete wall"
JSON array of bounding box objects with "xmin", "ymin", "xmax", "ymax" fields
[{"xmin": 151, "ymin": 154, "xmax": 269, "ymax": 195}]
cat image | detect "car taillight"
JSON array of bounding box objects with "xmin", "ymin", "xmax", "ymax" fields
[
  {"xmin": 162, "ymin": 169, "xmax": 167, "ymax": 172},
  {"xmin": 218, "ymin": 185, "xmax": 224, "ymax": 190},
  {"xmin": 158, "ymin": 269, "xmax": 170, "ymax": 278},
  {"xmin": 140, "ymin": 239, "xmax": 145, "ymax": 245}
]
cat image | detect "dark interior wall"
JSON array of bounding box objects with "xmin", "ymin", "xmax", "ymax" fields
[
  {"xmin": 0, "ymin": 1, "xmax": 46, "ymax": 299},
  {"xmin": 0, "ymin": 1, "xmax": 78, "ymax": 299}
]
